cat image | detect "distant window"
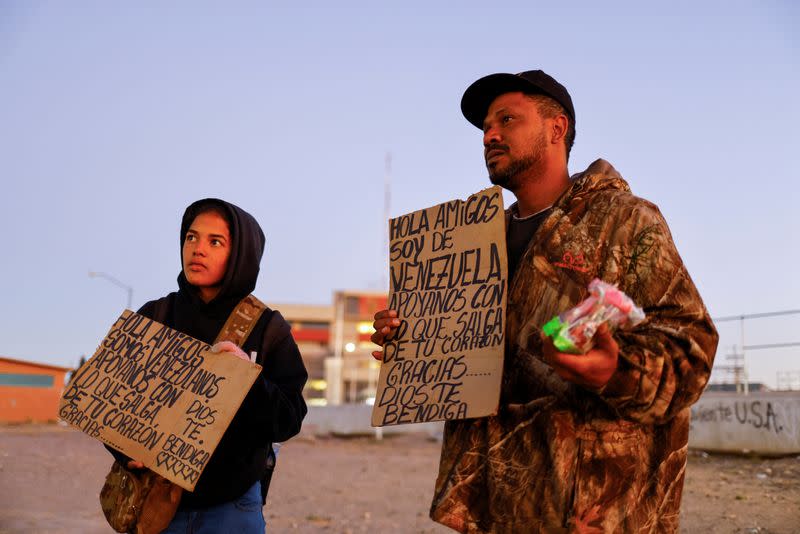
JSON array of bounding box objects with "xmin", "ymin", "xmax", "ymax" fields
[
  {"xmin": 0, "ymin": 373, "xmax": 55, "ymax": 388},
  {"xmin": 299, "ymin": 321, "xmax": 329, "ymax": 330},
  {"xmin": 345, "ymin": 296, "xmax": 360, "ymax": 316}
]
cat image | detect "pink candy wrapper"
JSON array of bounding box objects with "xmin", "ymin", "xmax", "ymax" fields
[{"xmin": 542, "ymin": 279, "xmax": 645, "ymax": 354}]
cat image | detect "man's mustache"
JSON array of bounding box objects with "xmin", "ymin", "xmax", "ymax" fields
[{"xmin": 484, "ymin": 143, "xmax": 509, "ymax": 158}]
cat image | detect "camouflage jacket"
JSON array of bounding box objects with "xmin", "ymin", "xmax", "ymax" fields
[{"xmin": 430, "ymin": 159, "xmax": 718, "ymax": 533}]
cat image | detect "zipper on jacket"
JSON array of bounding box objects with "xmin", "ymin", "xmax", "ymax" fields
[{"xmin": 564, "ymin": 437, "xmax": 583, "ymax": 528}]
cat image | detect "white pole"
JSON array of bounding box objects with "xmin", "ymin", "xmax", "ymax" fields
[
  {"xmin": 740, "ymin": 317, "xmax": 748, "ymax": 395},
  {"xmin": 382, "ymin": 152, "xmax": 392, "ymax": 291}
]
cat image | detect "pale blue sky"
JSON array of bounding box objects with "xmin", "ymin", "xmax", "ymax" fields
[{"xmin": 1, "ymin": 1, "xmax": 798, "ymax": 387}]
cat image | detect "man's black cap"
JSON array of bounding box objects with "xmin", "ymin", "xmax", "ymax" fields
[{"xmin": 461, "ymin": 70, "xmax": 575, "ymax": 129}]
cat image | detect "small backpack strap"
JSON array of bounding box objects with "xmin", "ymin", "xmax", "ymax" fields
[{"xmin": 214, "ymin": 294, "xmax": 268, "ymax": 346}]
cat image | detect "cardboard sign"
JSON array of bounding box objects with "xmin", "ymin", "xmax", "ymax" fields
[
  {"xmin": 59, "ymin": 310, "xmax": 262, "ymax": 491},
  {"xmin": 372, "ymin": 186, "xmax": 507, "ymax": 426}
]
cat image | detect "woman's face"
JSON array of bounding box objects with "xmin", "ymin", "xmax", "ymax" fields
[{"xmin": 182, "ymin": 210, "xmax": 231, "ymax": 302}]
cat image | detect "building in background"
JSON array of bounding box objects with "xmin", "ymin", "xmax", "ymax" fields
[
  {"xmin": 274, "ymin": 289, "xmax": 387, "ymax": 406},
  {"xmin": 0, "ymin": 356, "xmax": 72, "ymax": 423},
  {"xmin": 274, "ymin": 301, "xmax": 333, "ymax": 406}
]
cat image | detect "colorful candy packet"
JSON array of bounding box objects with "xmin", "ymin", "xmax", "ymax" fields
[{"xmin": 542, "ymin": 279, "xmax": 645, "ymax": 354}]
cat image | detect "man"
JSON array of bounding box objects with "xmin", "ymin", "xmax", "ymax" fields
[{"xmin": 372, "ymin": 70, "xmax": 718, "ymax": 533}]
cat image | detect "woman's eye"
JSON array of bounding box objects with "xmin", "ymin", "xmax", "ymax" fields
[
  {"xmin": 186, "ymin": 234, "xmax": 196, "ymax": 242},
  {"xmin": 211, "ymin": 239, "xmax": 221, "ymax": 246},
  {"xmin": 502, "ymin": 115, "xmax": 513, "ymax": 124}
]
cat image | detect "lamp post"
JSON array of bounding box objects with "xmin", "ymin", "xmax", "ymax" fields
[{"xmin": 88, "ymin": 271, "xmax": 133, "ymax": 309}]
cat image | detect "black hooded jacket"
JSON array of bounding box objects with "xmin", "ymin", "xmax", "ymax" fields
[{"xmin": 111, "ymin": 198, "xmax": 308, "ymax": 508}]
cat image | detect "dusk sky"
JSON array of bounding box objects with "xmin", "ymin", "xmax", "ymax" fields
[{"xmin": 1, "ymin": 1, "xmax": 797, "ymax": 387}]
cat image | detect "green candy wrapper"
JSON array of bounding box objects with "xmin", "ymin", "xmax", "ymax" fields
[{"xmin": 542, "ymin": 279, "xmax": 645, "ymax": 354}]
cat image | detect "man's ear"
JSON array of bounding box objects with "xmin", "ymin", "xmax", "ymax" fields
[{"xmin": 550, "ymin": 114, "xmax": 569, "ymax": 145}]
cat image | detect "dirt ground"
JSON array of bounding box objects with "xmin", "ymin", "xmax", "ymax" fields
[{"xmin": 0, "ymin": 424, "xmax": 797, "ymax": 534}]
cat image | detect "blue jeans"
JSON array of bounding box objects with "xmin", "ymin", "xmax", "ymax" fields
[{"xmin": 162, "ymin": 481, "xmax": 266, "ymax": 533}]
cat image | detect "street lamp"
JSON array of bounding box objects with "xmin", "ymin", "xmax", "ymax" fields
[{"xmin": 88, "ymin": 271, "xmax": 133, "ymax": 309}]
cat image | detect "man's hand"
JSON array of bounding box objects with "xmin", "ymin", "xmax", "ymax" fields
[
  {"xmin": 370, "ymin": 309, "xmax": 401, "ymax": 361},
  {"xmin": 211, "ymin": 341, "xmax": 250, "ymax": 362},
  {"xmin": 541, "ymin": 324, "xmax": 619, "ymax": 389},
  {"xmin": 127, "ymin": 460, "xmax": 145, "ymax": 470}
]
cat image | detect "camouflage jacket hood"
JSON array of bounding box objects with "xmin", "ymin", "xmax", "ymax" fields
[{"xmin": 430, "ymin": 159, "xmax": 718, "ymax": 533}]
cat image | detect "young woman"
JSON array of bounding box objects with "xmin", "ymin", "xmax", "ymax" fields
[{"xmin": 110, "ymin": 198, "xmax": 308, "ymax": 532}]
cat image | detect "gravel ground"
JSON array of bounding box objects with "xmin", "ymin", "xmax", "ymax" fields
[{"xmin": 0, "ymin": 424, "xmax": 797, "ymax": 533}]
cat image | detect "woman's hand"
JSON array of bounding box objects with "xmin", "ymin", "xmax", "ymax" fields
[{"xmin": 211, "ymin": 341, "xmax": 250, "ymax": 362}]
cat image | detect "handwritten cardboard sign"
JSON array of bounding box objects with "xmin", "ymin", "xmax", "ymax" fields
[
  {"xmin": 59, "ymin": 310, "xmax": 261, "ymax": 491},
  {"xmin": 372, "ymin": 186, "xmax": 507, "ymax": 426}
]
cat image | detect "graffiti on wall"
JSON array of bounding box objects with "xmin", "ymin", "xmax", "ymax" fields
[{"xmin": 691, "ymin": 399, "xmax": 784, "ymax": 434}]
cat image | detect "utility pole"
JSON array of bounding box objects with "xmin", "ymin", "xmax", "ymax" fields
[
  {"xmin": 382, "ymin": 152, "xmax": 392, "ymax": 291},
  {"xmin": 712, "ymin": 309, "xmax": 800, "ymax": 394}
]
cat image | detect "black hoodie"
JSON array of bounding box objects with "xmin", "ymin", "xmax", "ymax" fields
[{"xmin": 114, "ymin": 198, "xmax": 308, "ymax": 508}]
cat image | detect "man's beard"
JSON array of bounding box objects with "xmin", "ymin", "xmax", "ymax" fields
[
  {"xmin": 488, "ymin": 154, "xmax": 539, "ymax": 189},
  {"xmin": 487, "ymin": 132, "xmax": 547, "ymax": 190}
]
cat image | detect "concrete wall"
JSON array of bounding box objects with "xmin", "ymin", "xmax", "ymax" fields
[
  {"xmin": 689, "ymin": 391, "xmax": 800, "ymax": 455},
  {"xmin": 301, "ymin": 392, "xmax": 800, "ymax": 457},
  {"xmin": 302, "ymin": 404, "xmax": 444, "ymax": 439}
]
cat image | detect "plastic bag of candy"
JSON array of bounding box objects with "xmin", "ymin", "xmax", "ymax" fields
[{"xmin": 542, "ymin": 279, "xmax": 645, "ymax": 354}]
